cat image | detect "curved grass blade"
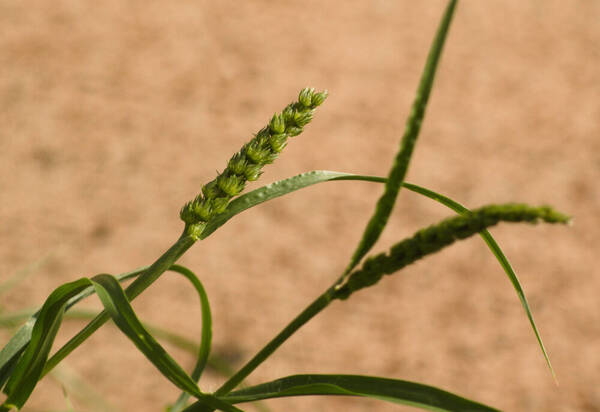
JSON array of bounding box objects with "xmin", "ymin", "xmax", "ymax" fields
[
  {"xmin": 89, "ymin": 274, "xmax": 243, "ymax": 412},
  {"xmin": 168, "ymin": 265, "xmax": 213, "ymax": 412},
  {"xmin": 203, "ymin": 170, "xmax": 556, "ymax": 377},
  {"xmin": 202, "ymin": 171, "xmax": 353, "ymax": 238},
  {"xmin": 0, "ymin": 266, "xmax": 148, "ymax": 391},
  {"xmin": 340, "ymin": 0, "xmax": 458, "ymax": 284},
  {"xmin": 399, "ymin": 183, "xmax": 557, "ymax": 380},
  {"xmin": 0, "ymin": 254, "xmax": 51, "ymax": 296},
  {"xmin": 44, "ymin": 233, "xmax": 196, "ymax": 378},
  {"xmin": 222, "ymin": 374, "xmax": 499, "ymax": 412},
  {"xmin": 50, "ymin": 364, "xmax": 117, "ymax": 412},
  {"xmin": 90, "ymin": 274, "xmax": 203, "ymax": 397}
]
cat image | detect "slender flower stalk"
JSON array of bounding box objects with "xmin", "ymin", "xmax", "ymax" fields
[{"xmin": 180, "ymin": 88, "xmax": 328, "ymax": 235}]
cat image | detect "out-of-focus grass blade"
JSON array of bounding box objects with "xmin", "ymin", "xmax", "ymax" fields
[
  {"xmin": 50, "ymin": 364, "xmax": 118, "ymax": 412},
  {"xmin": 222, "ymin": 374, "xmax": 499, "ymax": 412},
  {"xmin": 0, "ymin": 308, "xmax": 233, "ymax": 379},
  {"xmin": 167, "ymin": 265, "xmax": 213, "ymax": 412},
  {"xmin": 0, "ymin": 266, "xmax": 148, "ymax": 391},
  {"xmin": 340, "ymin": 0, "xmax": 457, "ymax": 280},
  {"xmin": 0, "ymin": 254, "xmax": 51, "ymax": 296},
  {"xmin": 1, "ymin": 278, "xmax": 90, "ymax": 411}
]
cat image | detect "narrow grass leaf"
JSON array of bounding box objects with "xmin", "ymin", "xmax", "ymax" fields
[
  {"xmin": 340, "ymin": 0, "xmax": 458, "ymax": 282},
  {"xmin": 479, "ymin": 233, "xmax": 556, "ymax": 380},
  {"xmin": 50, "ymin": 365, "xmax": 117, "ymax": 412},
  {"xmin": 89, "ymin": 274, "xmax": 244, "ymax": 412},
  {"xmin": 399, "ymin": 183, "xmax": 557, "ymax": 379},
  {"xmin": 0, "ymin": 255, "xmax": 51, "ymax": 296},
  {"xmin": 223, "ymin": 374, "xmax": 499, "ymax": 412},
  {"xmin": 201, "ymin": 171, "xmax": 352, "ymax": 239},
  {"xmin": 167, "ymin": 265, "xmax": 213, "ymax": 412},
  {"xmin": 89, "ymin": 274, "xmax": 203, "ymax": 397}
]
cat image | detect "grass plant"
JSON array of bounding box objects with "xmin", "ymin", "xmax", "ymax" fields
[{"xmin": 0, "ymin": 1, "xmax": 570, "ymax": 411}]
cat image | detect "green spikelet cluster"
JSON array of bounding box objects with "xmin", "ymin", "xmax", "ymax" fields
[
  {"xmin": 334, "ymin": 204, "xmax": 570, "ymax": 300},
  {"xmin": 180, "ymin": 88, "xmax": 328, "ymax": 229}
]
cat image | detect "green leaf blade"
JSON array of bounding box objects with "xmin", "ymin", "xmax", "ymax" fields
[
  {"xmin": 479, "ymin": 231, "xmax": 556, "ymax": 380},
  {"xmin": 201, "ymin": 171, "xmax": 355, "ymax": 239},
  {"xmin": 90, "ymin": 274, "xmax": 243, "ymax": 412},
  {"xmin": 223, "ymin": 374, "xmax": 499, "ymax": 412},
  {"xmin": 89, "ymin": 274, "xmax": 203, "ymax": 398},
  {"xmin": 168, "ymin": 264, "xmax": 214, "ymax": 412},
  {"xmin": 402, "ymin": 182, "xmax": 558, "ymax": 378}
]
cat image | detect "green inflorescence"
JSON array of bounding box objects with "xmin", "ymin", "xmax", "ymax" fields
[
  {"xmin": 180, "ymin": 88, "xmax": 328, "ymax": 231},
  {"xmin": 334, "ymin": 204, "xmax": 570, "ymax": 300}
]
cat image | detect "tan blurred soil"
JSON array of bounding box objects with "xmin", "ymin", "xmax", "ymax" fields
[{"xmin": 1, "ymin": 1, "xmax": 599, "ymax": 411}]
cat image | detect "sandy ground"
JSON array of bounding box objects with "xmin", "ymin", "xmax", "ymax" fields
[{"xmin": 1, "ymin": 1, "xmax": 599, "ymax": 411}]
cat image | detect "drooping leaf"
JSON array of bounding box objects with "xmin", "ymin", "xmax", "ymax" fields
[
  {"xmin": 90, "ymin": 274, "xmax": 203, "ymax": 397},
  {"xmin": 89, "ymin": 274, "xmax": 241, "ymax": 412},
  {"xmin": 167, "ymin": 265, "xmax": 213, "ymax": 412},
  {"xmin": 45, "ymin": 233, "xmax": 196, "ymax": 376},
  {"xmin": 399, "ymin": 183, "xmax": 557, "ymax": 378}
]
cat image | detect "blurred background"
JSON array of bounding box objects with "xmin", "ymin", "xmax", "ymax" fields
[{"xmin": 1, "ymin": 1, "xmax": 598, "ymax": 411}]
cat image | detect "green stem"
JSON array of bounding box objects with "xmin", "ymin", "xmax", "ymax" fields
[
  {"xmin": 41, "ymin": 230, "xmax": 197, "ymax": 377},
  {"xmin": 183, "ymin": 288, "xmax": 335, "ymax": 412},
  {"xmin": 216, "ymin": 290, "xmax": 333, "ymax": 395}
]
